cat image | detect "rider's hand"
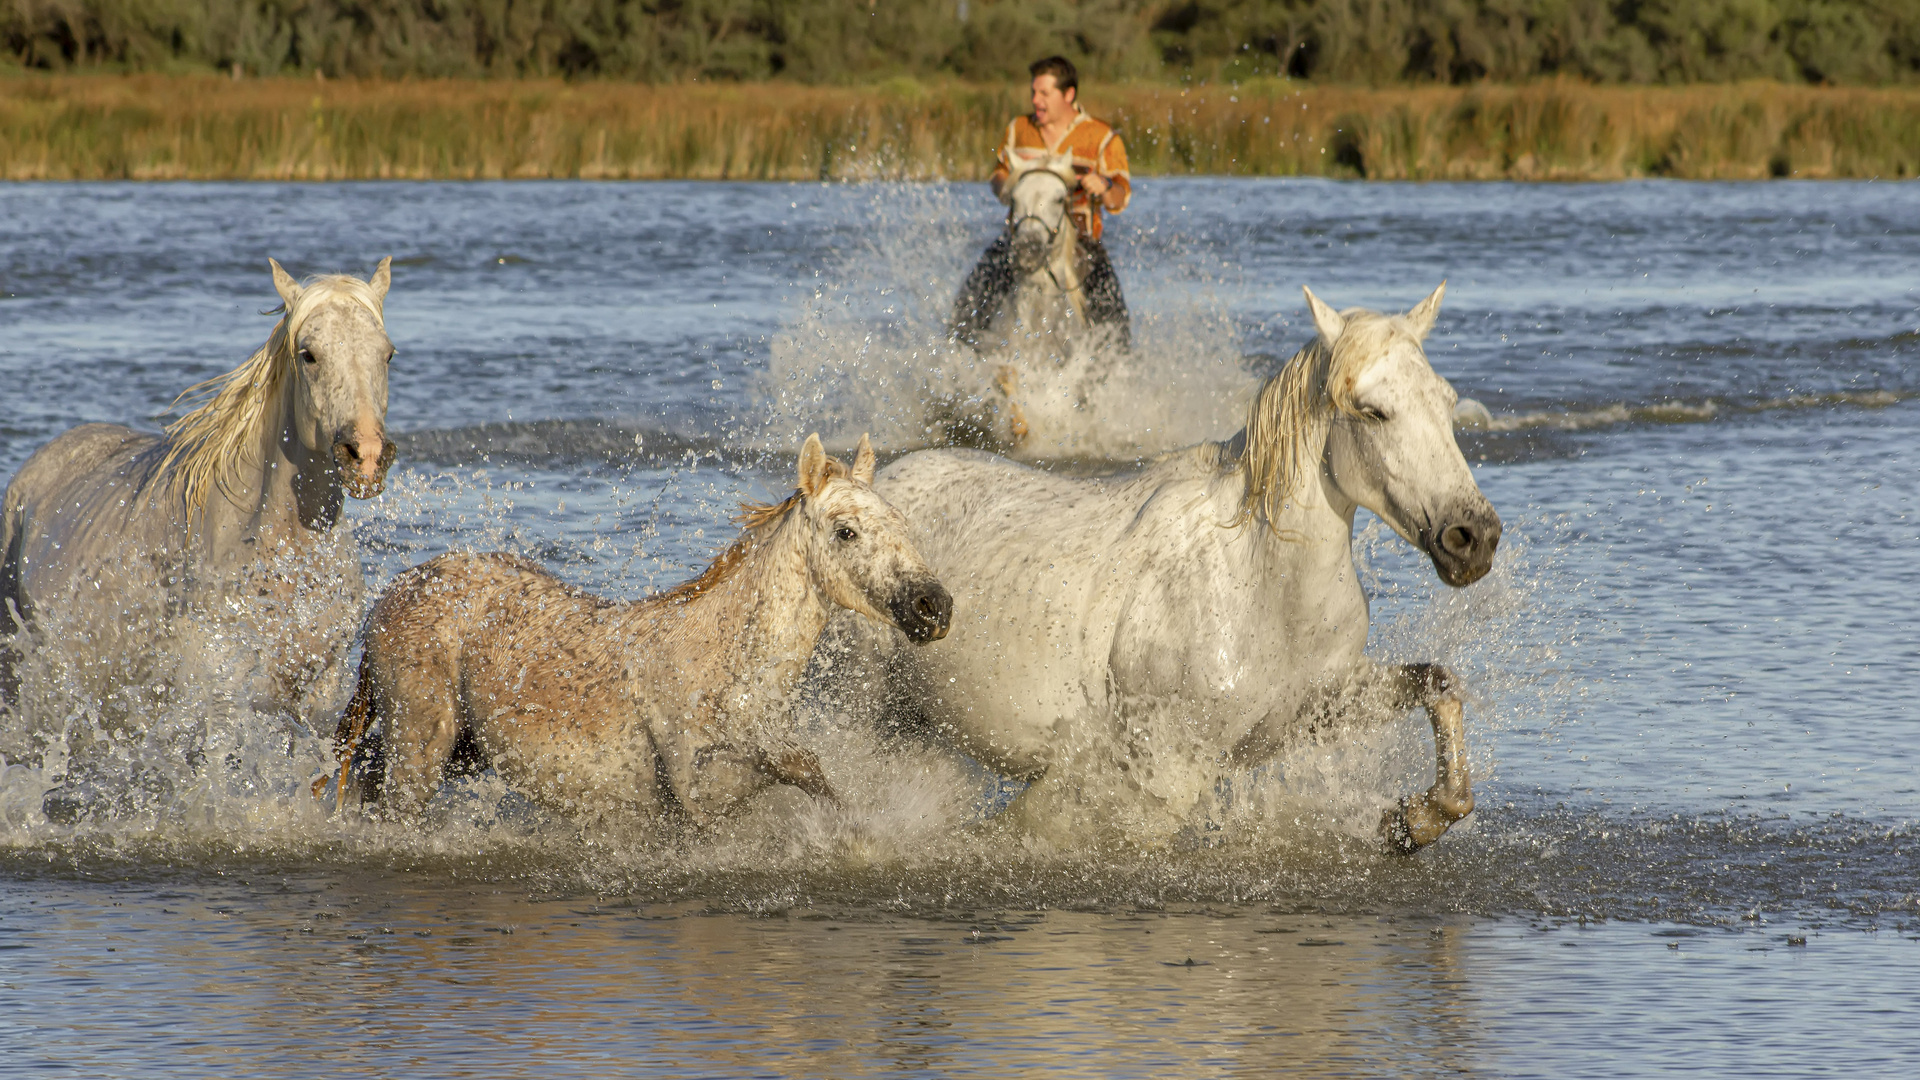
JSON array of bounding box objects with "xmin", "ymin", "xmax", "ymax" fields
[{"xmin": 1080, "ymin": 172, "xmax": 1110, "ymax": 199}]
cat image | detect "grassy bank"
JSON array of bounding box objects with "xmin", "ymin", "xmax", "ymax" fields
[{"xmin": 4, "ymin": 76, "xmax": 1919, "ymax": 181}]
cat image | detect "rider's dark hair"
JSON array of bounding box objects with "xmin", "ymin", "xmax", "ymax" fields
[{"xmin": 1029, "ymin": 56, "xmax": 1078, "ymax": 96}]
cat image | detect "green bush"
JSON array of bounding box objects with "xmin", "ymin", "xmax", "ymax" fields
[{"xmin": 4, "ymin": 0, "xmax": 1917, "ymax": 82}]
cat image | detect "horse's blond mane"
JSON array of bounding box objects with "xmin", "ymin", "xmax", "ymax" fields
[
  {"xmin": 1239, "ymin": 312, "xmax": 1399, "ymax": 526},
  {"xmin": 158, "ymin": 274, "xmax": 386, "ymax": 514},
  {"xmin": 649, "ymin": 458, "xmax": 848, "ymax": 605}
]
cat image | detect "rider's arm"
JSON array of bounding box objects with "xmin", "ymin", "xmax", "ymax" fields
[
  {"xmin": 989, "ymin": 119, "xmax": 1018, "ymax": 201},
  {"xmin": 1096, "ymin": 131, "xmax": 1131, "ymax": 214}
]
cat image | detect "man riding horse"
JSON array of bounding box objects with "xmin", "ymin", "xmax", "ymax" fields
[{"xmin": 952, "ymin": 55, "xmax": 1131, "ymax": 348}]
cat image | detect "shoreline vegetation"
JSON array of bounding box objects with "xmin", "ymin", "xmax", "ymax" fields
[{"xmin": 4, "ymin": 75, "xmax": 1918, "ymax": 182}]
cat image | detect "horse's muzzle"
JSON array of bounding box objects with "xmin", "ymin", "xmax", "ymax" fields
[
  {"xmin": 1011, "ymin": 250, "xmax": 1048, "ymax": 277},
  {"xmin": 1422, "ymin": 501, "xmax": 1502, "ymax": 587},
  {"xmin": 1011, "ymin": 222, "xmax": 1053, "ymax": 273},
  {"xmin": 334, "ymin": 432, "xmax": 398, "ymax": 499},
  {"xmin": 890, "ymin": 578, "xmax": 953, "ymax": 643}
]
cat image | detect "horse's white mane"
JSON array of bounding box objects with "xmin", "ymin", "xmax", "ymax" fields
[
  {"xmin": 1239, "ymin": 311, "xmax": 1404, "ymax": 526},
  {"xmin": 1000, "ymin": 148, "xmax": 1076, "ymax": 204},
  {"xmin": 159, "ymin": 273, "xmax": 387, "ymax": 513}
]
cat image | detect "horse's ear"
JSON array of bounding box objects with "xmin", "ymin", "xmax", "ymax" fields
[
  {"xmin": 370, "ymin": 256, "xmax": 392, "ymax": 303},
  {"xmin": 797, "ymin": 433, "xmax": 830, "ymax": 496},
  {"xmin": 852, "ymin": 433, "xmax": 876, "ymax": 486},
  {"xmin": 269, "ymin": 258, "xmax": 301, "ymax": 309},
  {"xmin": 1302, "ymin": 286, "xmax": 1345, "ymax": 343},
  {"xmin": 1405, "ymin": 280, "xmax": 1446, "ymax": 340}
]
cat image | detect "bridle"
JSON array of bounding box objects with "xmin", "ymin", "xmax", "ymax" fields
[
  {"xmin": 1006, "ymin": 169, "xmax": 1080, "ymax": 294},
  {"xmin": 1008, "ymin": 169, "xmax": 1071, "ymax": 245}
]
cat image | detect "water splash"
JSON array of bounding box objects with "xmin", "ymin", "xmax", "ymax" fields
[
  {"xmin": 0, "ymin": 182, "xmax": 1606, "ymax": 920},
  {"xmin": 756, "ymin": 183, "xmax": 1252, "ymax": 459}
]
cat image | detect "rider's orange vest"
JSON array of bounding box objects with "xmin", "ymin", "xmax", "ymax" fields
[{"xmin": 990, "ymin": 108, "xmax": 1131, "ymax": 243}]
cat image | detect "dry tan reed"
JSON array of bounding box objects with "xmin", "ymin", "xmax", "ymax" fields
[{"xmin": 4, "ymin": 75, "xmax": 1918, "ymax": 181}]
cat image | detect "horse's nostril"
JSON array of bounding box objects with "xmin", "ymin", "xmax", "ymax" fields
[
  {"xmin": 895, "ymin": 585, "xmax": 952, "ymax": 640},
  {"xmin": 919, "ymin": 592, "xmax": 953, "ymax": 624},
  {"xmin": 1442, "ymin": 525, "xmax": 1474, "ymax": 554}
]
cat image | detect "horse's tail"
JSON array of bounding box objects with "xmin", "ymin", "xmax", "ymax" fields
[{"xmin": 312, "ymin": 649, "xmax": 380, "ymax": 810}]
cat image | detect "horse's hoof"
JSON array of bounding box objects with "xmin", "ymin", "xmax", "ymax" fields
[
  {"xmin": 1379, "ymin": 793, "xmax": 1466, "ymax": 855},
  {"xmin": 1379, "ymin": 800, "xmax": 1422, "ymax": 855}
]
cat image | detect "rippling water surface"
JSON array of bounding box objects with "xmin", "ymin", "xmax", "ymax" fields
[{"xmin": 2, "ymin": 179, "xmax": 1917, "ymax": 1076}]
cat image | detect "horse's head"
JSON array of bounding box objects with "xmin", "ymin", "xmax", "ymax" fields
[
  {"xmin": 1004, "ymin": 150, "xmax": 1076, "ymax": 276},
  {"xmin": 1301, "ymin": 283, "xmax": 1500, "ymax": 586},
  {"xmin": 791, "ymin": 433, "xmax": 952, "ymax": 643},
  {"xmin": 271, "ymin": 257, "xmax": 398, "ymax": 499}
]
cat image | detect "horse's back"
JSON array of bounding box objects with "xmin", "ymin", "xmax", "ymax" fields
[
  {"xmin": 2, "ymin": 423, "xmax": 162, "ymax": 621},
  {"xmin": 4, "ymin": 423, "xmax": 155, "ymax": 522},
  {"xmin": 365, "ymin": 550, "xmax": 626, "ymax": 723},
  {"xmin": 877, "ymin": 446, "xmax": 1210, "ymax": 571},
  {"xmin": 882, "ymin": 448, "xmax": 1085, "ymax": 535},
  {"xmin": 366, "ymin": 551, "xmax": 564, "ymax": 651}
]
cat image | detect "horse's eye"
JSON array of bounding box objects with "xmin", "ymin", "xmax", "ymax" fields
[
  {"xmin": 1359, "ymin": 405, "xmax": 1388, "ymax": 422},
  {"xmin": 836, "ymin": 526, "xmax": 859, "ymax": 543},
  {"xmin": 386, "ymin": 348, "xmax": 396, "ymax": 365},
  {"xmin": 298, "ymin": 347, "xmax": 316, "ymax": 365}
]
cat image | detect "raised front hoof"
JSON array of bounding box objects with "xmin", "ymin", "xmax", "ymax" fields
[{"xmin": 1379, "ymin": 791, "xmax": 1474, "ymax": 855}]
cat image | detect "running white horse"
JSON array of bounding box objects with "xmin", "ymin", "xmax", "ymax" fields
[
  {"xmin": 944, "ymin": 149, "xmax": 1129, "ymax": 457},
  {"xmin": 1, "ymin": 259, "xmax": 398, "ymax": 809},
  {"xmin": 324, "ymin": 434, "xmax": 952, "ymax": 826},
  {"xmin": 847, "ymin": 283, "xmax": 1499, "ymax": 851}
]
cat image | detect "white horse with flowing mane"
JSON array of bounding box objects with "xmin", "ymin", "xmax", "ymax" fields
[
  {"xmin": 1, "ymin": 259, "xmax": 398, "ymax": 812},
  {"xmin": 842, "ymin": 283, "xmax": 1499, "ymax": 851},
  {"xmin": 944, "ymin": 149, "xmax": 1130, "ymax": 457}
]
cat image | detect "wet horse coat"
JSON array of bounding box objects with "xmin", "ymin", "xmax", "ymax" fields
[
  {"xmin": 329, "ymin": 435, "xmax": 953, "ymax": 825},
  {"xmin": 1, "ymin": 260, "xmax": 398, "ymax": 759},
  {"xmin": 853, "ymin": 284, "xmax": 1499, "ymax": 850}
]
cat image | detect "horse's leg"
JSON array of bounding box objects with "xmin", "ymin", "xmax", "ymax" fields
[
  {"xmin": 370, "ymin": 656, "xmax": 463, "ymax": 819},
  {"xmin": 655, "ymin": 722, "xmax": 834, "ymax": 824},
  {"xmin": 758, "ymin": 746, "xmax": 840, "ymax": 807},
  {"xmin": 1377, "ymin": 663, "xmax": 1475, "ymax": 854},
  {"xmin": 311, "ymin": 657, "xmax": 376, "ymax": 810},
  {"xmin": 993, "ymin": 365, "xmax": 1029, "ymax": 445}
]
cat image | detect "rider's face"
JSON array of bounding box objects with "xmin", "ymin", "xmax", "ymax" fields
[{"xmin": 1031, "ymin": 74, "xmax": 1075, "ymax": 125}]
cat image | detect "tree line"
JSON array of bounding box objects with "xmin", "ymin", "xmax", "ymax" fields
[{"xmin": 5, "ymin": 0, "xmax": 1916, "ymax": 85}]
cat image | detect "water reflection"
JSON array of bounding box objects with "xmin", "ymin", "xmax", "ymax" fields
[
  {"xmin": 7, "ymin": 874, "xmax": 1495, "ymax": 1077},
  {"xmin": 7, "ymin": 872, "xmax": 1911, "ymax": 1077}
]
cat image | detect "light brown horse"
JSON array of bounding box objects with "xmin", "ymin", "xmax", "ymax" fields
[{"xmin": 323, "ymin": 433, "xmax": 952, "ymax": 826}]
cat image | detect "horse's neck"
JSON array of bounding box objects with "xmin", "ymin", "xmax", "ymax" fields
[
  {"xmin": 1209, "ymin": 435, "xmax": 1361, "ymax": 597},
  {"xmin": 681, "ymin": 512, "xmax": 828, "ymax": 691},
  {"xmin": 195, "ymin": 380, "xmax": 341, "ymax": 560}
]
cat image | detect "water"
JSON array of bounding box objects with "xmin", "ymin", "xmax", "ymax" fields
[{"xmin": 2, "ymin": 178, "xmax": 1918, "ymax": 1074}]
